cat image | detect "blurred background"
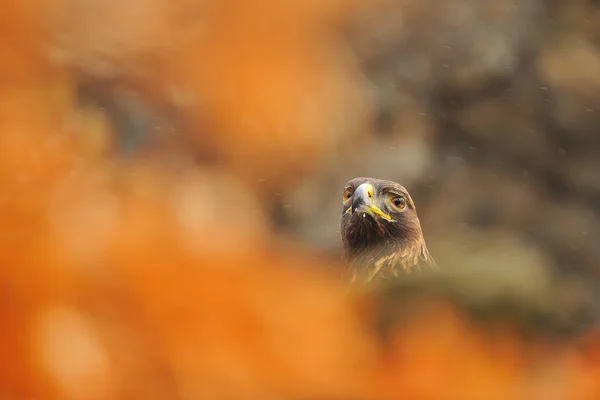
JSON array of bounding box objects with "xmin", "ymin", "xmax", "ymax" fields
[{"xmin": 2, "ymin": 0, "xmax": 600, "ymax": 398}]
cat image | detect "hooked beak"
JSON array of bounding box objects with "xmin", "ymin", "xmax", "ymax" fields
[{"xmin": 349, "ymin": 183, "xmax": 393, "ymax": 221}]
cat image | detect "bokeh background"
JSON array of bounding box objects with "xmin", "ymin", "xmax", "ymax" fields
[{"xmin": 2, "ymin": 0, "xmax": 600, "ymax": 398}]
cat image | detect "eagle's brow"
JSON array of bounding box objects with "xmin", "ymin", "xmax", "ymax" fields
[{"xmin": 381, "ymin": 187, "xmax": 407, "ymax": 197}]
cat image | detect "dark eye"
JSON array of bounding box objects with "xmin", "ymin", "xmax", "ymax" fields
[
  {"xmin": 391, "ymin": 196, "xmax": 407, "ymax": 210},
  {"xmin": 342, "ymin": 188, "xmax": 353, "ymax": 201}
]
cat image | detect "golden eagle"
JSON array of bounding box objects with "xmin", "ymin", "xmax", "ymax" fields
[{"xmin": 340, "ymin": 177, "xmax": 437, "ymax": 282}]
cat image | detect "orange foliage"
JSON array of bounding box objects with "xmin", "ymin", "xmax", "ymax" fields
[
  {"xmin": 43, "ymin": 0, "xmax": 372, "ymax": 193},
  {"xmin": 0, "ymin": 1, "xmax": 600, "ymax": 400}
]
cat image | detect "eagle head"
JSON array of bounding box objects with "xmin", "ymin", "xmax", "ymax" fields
[{"xmin": 339, "ymin": 177, "xmax": 436, "ymax": 282}]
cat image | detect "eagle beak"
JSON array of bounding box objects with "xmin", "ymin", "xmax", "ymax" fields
[{"xmin": 351, "ymin": 183, "xmax": 393, "ymax": 221}]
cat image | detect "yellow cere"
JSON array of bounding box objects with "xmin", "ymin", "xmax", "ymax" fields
[
  {"xmin": 361, "ymin": 183, "xmax": 392, "ymax": 220},
  {"xmin": 365, "ymin": 184, "xmax": 374, "ymax": 199}
]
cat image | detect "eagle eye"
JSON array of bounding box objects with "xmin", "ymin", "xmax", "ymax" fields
[
  {"xmin": 390, "ymin": 196, "xmax": 407, "ymax": 210},
  {"xmin": 343, "ymin": 188, "xmax": 353, "ymax": 201}
]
